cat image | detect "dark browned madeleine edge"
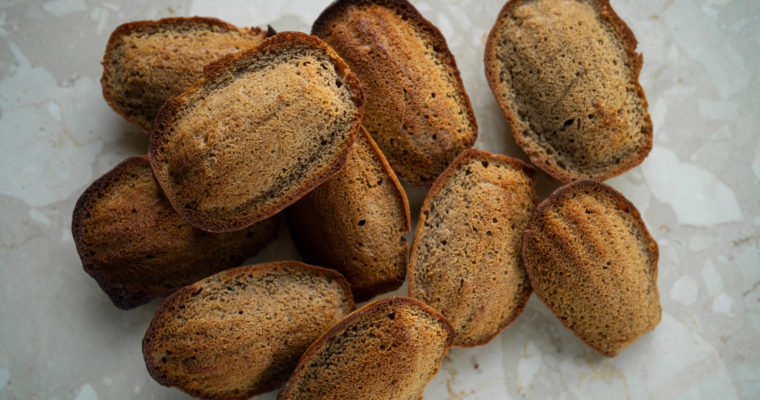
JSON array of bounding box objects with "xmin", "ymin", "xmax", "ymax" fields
[
  {"xmin": 142, "ymin": 261, "xmax": 355, "ymax": 398},
  {"xmin": 521, "ymin": 180, "xmax": 659, "ymax": 357},
  {"xmin": 407, "ymin": 149, "xmax": 537, "ymax": 346},
  {"xmin": 100, "ymin": 17, "xmax": 268, "ymax": 134},
  {"xmin": 312, "ymin": 0, "xmax": 478, "ymax": 187},
  {"xmin": 278, "ymin": 296, "xmax": 454, "ymax": 399},
  {"xmin": 484, "ymin": 0, "xmax": 652, "ymax": 183},
  {"xmin": 149, "ymin": 31, "xmax": 365, "ymax": 233}
]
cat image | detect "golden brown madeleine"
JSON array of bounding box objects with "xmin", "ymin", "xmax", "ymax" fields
[
  {"xmin": 408, "ymin": 149, "xmax": 536, "ymax": 347},
  {"xmin": 278, "ymin": 297, "xmax": 453, "ymax": 400},
  {"xmin": 101, "ymin": 17, "xmax": 271, "ymax": 132},
  {"xmin": 313, "ymin": 0, "xmax": 477, "ymax": 186},
  {"xmin": 71, "ymin": 156, "xmax": 277, "ymax": 309},
  {"xmin": 149, "ymin": 32, "xmax": 364, "ymax": 232},
  {"xmin": 522, "ymin": 180, "xmax": 660, "ymax": 356},
  {"xmin": 143, "ymin": 261, "xmax": 354, "ymax": 399},
  {"xmin": 286, "ymin": 127, "xmax": 411, "ymax": 302},
  {"xmin": 485, "ymin": 0, "xmax": 652, "ymax": 182}
]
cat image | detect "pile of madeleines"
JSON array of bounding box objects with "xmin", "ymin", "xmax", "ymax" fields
[{"xmin": 71, "ymin": 0, "xmax": 662, "ymax": 398}]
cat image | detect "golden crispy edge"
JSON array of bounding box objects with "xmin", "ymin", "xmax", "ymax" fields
[
  {"xmin": 148, "ymin": 31, "xmax": 365, "ymax": 233},
  {"xmin": 407, "ymin": 149, "xmax": 537, "ymax": 346},
  {"xmin": 142, "ymin": 261, "xmax": 355, "ymax": 399},
  {"xmin": 483, "ymin": 0, "xmax": 652, "ymax": 183}
]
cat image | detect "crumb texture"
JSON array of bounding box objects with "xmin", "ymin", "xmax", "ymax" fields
[
  {"xmin": 409, "ymin": 150, "xmax": 536, "ymax": 346},
  {"xmin": 279, "ymin": 297, "xmax": 453, "ymax": 400},
  {"xmin": 287, "ymin": 128, "xmax": 410, "ymax": 301},
  {"xmin": 150, "ymin": 32, "xmax": 363, "ymax": 232},
  {"xmin": 314, "ymin": 0, "xmax": 477, "ymax": 185},
  {"xmin": 522, "ymin": 180, "xmax": 660, "ymax": 356},
  {"xmin": 102, "ymin": 18, "xmax": 267, "ymax": 131},
  {"xmin": 485, "ymin": 0, "xmax": 652, "ymax": 182},
  {"xmin": 71, "ymin": 156, "xmax": 277, "ymax": 309},
  {"xmin": 142, "ymin": 262, "xmax": 354, "ymax": 400}
]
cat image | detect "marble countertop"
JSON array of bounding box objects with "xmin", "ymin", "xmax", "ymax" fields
[{"xmin": 0, "ymin": 0, "xmax": 758, "ymax": 399}]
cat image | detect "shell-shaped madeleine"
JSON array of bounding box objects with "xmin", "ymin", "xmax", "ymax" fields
[
  {"xmin": 522, "ymin": 180, "xmax": 660, "ymax": 356},
  {"xmin": 71, "ymin": 156, "xmax": 278, "ymax": 309},
  {"xmin": 408, "ymin": 149, "xmax": 536, "ymax": 346},
  {"xmin": 485, "ymin": 0, "xmax": 652, "ymax": 182},
  {"xmin": 313, "ymin": 0, "xmax": 477, "ymax": 185},
  {"xmin": 149, "ymin": 32, "xmax": 364, "ymax": 232},
  {"xmin": 142, "ymin": 261, "xmax": 354, "ymax": 399},
  {"xmin": 287, "ymin": 127, "xmax": 411, "ymax": 302},
  {"xmin": 278, "ymin": 297, "xmax": 453, "ymax": 400}
]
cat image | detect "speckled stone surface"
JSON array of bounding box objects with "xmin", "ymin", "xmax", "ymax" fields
[{"xmin": 0, "ymin": 0, "xmax": 758, "ymax": 399}]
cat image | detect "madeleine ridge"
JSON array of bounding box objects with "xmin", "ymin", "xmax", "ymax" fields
[
  {"xmin": 522, "ymin": 180, "xmax": 660, "ymax": 356},
  {"xmin": 71, "ymin": 156, "xmax": 278, "ymax": 309},
  {"xmin": 142, "ymin": 261, "xmax": 355, "ymax": 399},
  {"xmin": 149, "ymin": 31, "xmax": 364, "ymax": 232}
]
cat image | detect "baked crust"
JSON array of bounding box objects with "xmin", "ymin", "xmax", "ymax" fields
[
  {"xmin": 408, "ymin": 149, "xmax": 537, "ymax": 347},
  {"xmin": 522, "ymin": 180, "xmax": 660, "ymax": 356},
  {"xmin": 71, "ymin": 156, "xmax": 278, "ymax": 309},
  {"xmin": 485, "ymin": 0, "xmax": 652, "ymax": 182},
  {"xmin": 286, "ymin": 127, "xmax": 411, "ymax": 302},
  {"xmin": 313, "ymin": 0, "xmax": 478, "ymax": 186},
  {"xmin": 149, "ymin": 32, "xmax": 365, "ymax": 232}
]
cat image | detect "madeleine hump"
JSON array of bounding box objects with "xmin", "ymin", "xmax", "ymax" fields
[
  {"xmin": 409, "ymin": 149, "xmax": 537, "ymax": 347},
  {"xmin": 278, "ymin": 297, "xmax": 454, "ymax": 400},
  {"xmin": 149, "ymin": 32, "xmax": 364, "ymax": 232},
  {"xmin": 485, "ymin": 0, "xmax": 653, "ymax": 182}
]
